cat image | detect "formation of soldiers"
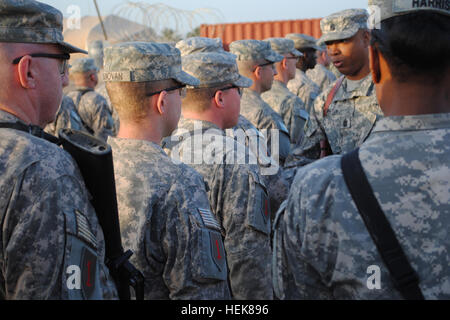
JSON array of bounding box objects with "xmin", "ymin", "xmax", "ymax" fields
[{"xmin": 0, "ymin": 0, "xmax": 448, "ymax": 300}]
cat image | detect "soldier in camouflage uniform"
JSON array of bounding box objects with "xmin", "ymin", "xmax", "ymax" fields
[
  {"xmin": 103, "ymin": 42, "xmax": 230, "ymax": 300},
  {"xmin": 285, "ymin": 9, "xmax": 383, "ymax": 171},
  {"xmin": 67, "ymin": 57, "xmax": 116, "ymax": 141},
  {"xmin": 0, "ymin": 0, "xmax": 117, "ymax": 300},
  {"xmin": 285, "ymin": 34, "xmax": 321, "ymax": 116},
  {"xmin": 179, "ymin": 37, "xmax": 289, "ymax": 216},
  {"xmin": 273, "ymin": 0, "xmax": 450, "ymax": 299},
  {"xmin": 261, "ymin": 38, "xmax": 309, "ymax": 148},
  {"xmin": 306, "ymin": 43, "xmax": 337, "ymax": 92},
  {"xmin": 229, "ymin": 40, "xmax": 291, "ymax": 166},
  {"xmin": 162, "ymin": 51, "xmax": 273, "ymax": 300},
  {"xmin": 44, "ymin": 95, "xmax": 88, "ymax": 137}
]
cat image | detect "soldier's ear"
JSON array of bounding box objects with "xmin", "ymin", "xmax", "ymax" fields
[
  {"xmin": 254, "ymin": 66, "xmax": 262, "ymax": 80},
  {"xmin": 213, "ymin": 90, "xmax": 225, "ymax": 109},
  {"xmin": 16, "ymin": 56, "xmax": 37, "ymax": 89},
  {"xmin": 369, "ymin": 45, "xmax": 381, "ymax": 84},
  {"xmin": 156, "ymin": 91, "xmax": 167, "ymax": 115}
]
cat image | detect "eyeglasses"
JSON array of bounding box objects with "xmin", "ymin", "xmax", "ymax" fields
[
  {"xmin": 217, "ymin": 85, "xmax": 243, "ymax": 97},
  {"xmin": 253, "ymin": 61, "xmax": 275, "ymax": 71},
  {"xmin": 285, "ymin": 56, "xmax": 300, "ymax": 61},
  {"xmin": 146, "ymin": 84, "xmax": 187, "ymax": 98},
  {"xmin": 12, "ymin": 53, "xmax": 70, "ymax": 75}
]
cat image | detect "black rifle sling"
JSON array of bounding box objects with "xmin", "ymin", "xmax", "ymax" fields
[
  {"xmin": 341, "ymin": 149, "xmax": 425, "ymax": 300},
  {"xmin": 0, "ymin": 122, "xmax": 61, "ymax": 145}
]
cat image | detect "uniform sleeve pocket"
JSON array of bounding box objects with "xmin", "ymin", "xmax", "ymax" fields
[
  {"xmin": 246, "ymin": 171, "xmax": 271, "ymax": 235},
  {"xmin": 62, "ymin": 209, "xmax": 104, "ymax": 300},
  {"xmin": 191, "ymin": 228, "xmax": 228, "ymax": 282}
]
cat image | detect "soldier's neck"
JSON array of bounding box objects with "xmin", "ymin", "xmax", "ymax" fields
[
  {"xmin": 346, "ymin": 63, "xmax": 371, "ymax": 81},
  {"xmin": 379, "ymin": 75, "xmax": 450, "ymax": 116},
  {"xmin": 117, "ymin": 120, "xmax": 162, "ymax": 144}
]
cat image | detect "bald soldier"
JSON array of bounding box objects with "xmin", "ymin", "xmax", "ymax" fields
[
  {"xmin": 285, "ymin": 33, "xmax": 321, "ymax": 116},
  {"xmin": 306, "ymin": 43, "xmax": 338, "ymax": 92},
  {"xmin": 229, "ymin": 39, "xmax": 291, "ymax": 166},
  {"xmin": 67, "ymin": 57, "xmax": 116, "ymax": 141},
  {"xmin": 261, "ymin": 38, "xmax": 309, "ymax": 148},
  {"xmin": 104, "ymin": 42, "xmax": 230, "ymax": 300},
  {"xmin": 0, "ymin": 0, "xmax": 117, "ymax": 299},
  {"xmin": 179, "ymin": 37, "xmax": 289, "ymax": 215},
  {"xmin": 273, "ymin": 0, "xmax": 450, "ymax": 299},
  {"xmin": 162, "ymin": 51, "xmax": 273, "ymax": 300},
  {"xmin": 285, "ymin": 9, "xmax": 383, "ymax": 170}
]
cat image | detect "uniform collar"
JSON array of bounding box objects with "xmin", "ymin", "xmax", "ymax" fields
[
  {"xmin": 372, "ymin": 113, "xmax": 450, "ymax": 133},
  {"xmin": 340, "ymin": 73, "xmax": 374, "ymax": 99}
]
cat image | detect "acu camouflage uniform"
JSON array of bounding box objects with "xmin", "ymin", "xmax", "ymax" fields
[
  {"xmin": 45, "ymin": 95, "xmax": 87, "ymax": 137},
  {"xmin": 179, "ymin": 37, "xmax": 288, "ymax": 215},
  {"xmin": 163, "ymin": 52, "xmax": 273, "ymax": 300},
  {"xmin": 0, "ymin": 0, "xmax": 117, "ymax": 299},
  {"xmin": 273, "ymin": 113, "xmax": 450, "ymax": 299},
  {"xmin": 104, "ymin": 42, "xmax": 230, "ymax": 300},
  {"xmin": 262, "ymin": 38, "xmax": 309, "ymax": 148},
  {"xmin": 274, "ymin": 2, "xmax": 450, "ymax": 300},
  {"xmin": 229, "ymin": 40, "xmax": 291, "ymax": 166},
  {"xmin": 306, "ymin": 63, "xmax": 337, "ymax": 93},
  {"xmin": 285, "ymin": 10, "xmax": 382, "ymax": 169},
  {"xmin": 67, "ymin": 58, "xmax": 116, "ymax": 141}
]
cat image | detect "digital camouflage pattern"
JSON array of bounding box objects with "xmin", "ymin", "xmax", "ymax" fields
[
  {"xmin": 162, "ymin": 118, "xmax": 273, "ymax": 300},
  {"xmin": 368, "ymin": 0, "xmax": 450, "ymax": 22},
  {"xmin": 229, "ymin": 40, "xmax": 284, "ymax": 63},
  {"xmin": 288, "ymin": 69, "xmax": 321, "ymax": 116},
  {"xmin": 181, "ymin": 51, "xmax": 253, "ymax": 88},
  {"xmin": 103, "ymin": 42, "xmax": 199, "ymax": 85},
  {"xmin": 176, "ymin": 37, "xmax": 225, "ymax": 56},
  {"xmin": 67, "ymin": 88, "xmax": 116, "ymax": 141},
  {"xmin": 96, "ymin": 83, "xmax": 120, "ymax": 134},
  {"xmin": 286, "ymin": 74, "xmax": 382, "ymax": 167},
  {"xmin": 87, "ymin": 40, "xmax": 105, "ymax": 71},
  {"xmin": 285, "ymin": 33, "xmax": 321, "ymax": 51},
  {"xmin": 70, "ymin": 58, "xmax": 99, "ymax": 74},
  {"xmin": 262, "ymin": 80, "xmax": 309, "ymax": 147},
  {"xmin": 317, "ymin": 9, "xmax": 369, "ymax": 45},
  {"xmin": 44, "ymin": 95, "xmax": 87, "ymax": 137},
  {"xmin": 264, "ymin": 38, "xmax": 303, "ymax": 57},
  {"xmin": 109, "ymin": 137, "xmax": 230, "ymax": 300},
  {"xmin": 0, "ymin": 0, "xmax": 86, "ymax": 53},
  {"xmin": 0, "ymin": 110, "xmax": 117, "ymax": 300},
  {"xmin": 240, "ymin": 88, "xmax": 291, "ymax": 166},
  {"xmin": 273, "ymin": 113, "xmax": 450, "ymax": 299},
  {"xmin": 228, "ymin": 115, "xmax": 289, "ymax": 215},
  {"xmin": 306, "ymin": 63, "xmax": 337, "ymax": 93}
]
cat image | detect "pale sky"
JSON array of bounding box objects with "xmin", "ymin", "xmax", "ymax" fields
[{"xmin": 41, "ymin": 0, "xmax": 369, "ymax": 23}]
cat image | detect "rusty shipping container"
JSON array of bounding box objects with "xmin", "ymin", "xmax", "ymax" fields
[{"xmin": 200, "ymin": 18, "xmax": 322, "ymax": 50}]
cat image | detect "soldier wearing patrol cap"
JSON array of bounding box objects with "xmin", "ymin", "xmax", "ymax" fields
[
  {"xmin": 284, "ymin": 33, "xmax": 322, "ymax": 116},
  {"xmin": 67, "ymin": 57, "xmax": 116, "ymax": 141},
  {"xmin": 178, "ymin": 37, "xmax": 289, "ymax": 216},
  {"xmin": 285, "ymin": 9, "xmax": 383, "ymax": 170},
  {"xmin": 104, "ymin": 42, "xmax": 231, "ymax": 300},
  {"xmin": 261, "ymin": 38, "xmax": 310, "ymax": 149},
  {"xmin": 162, "ymin": 51, "xmax": 274, "ymax": 300},
  {"xmin": 229, "ymin": 39, "xmax": 292, "ymax": 166},
  {"xmin": 306, "ymin": 42, "xmax": 338, "ymax": 92},
  {"xmin": 273, "ymin": 0, "xmax": 450, "ymax": 300},
  {"xmin": 0, "ymin": 0, "xmax": 117, "ymax": 299}
]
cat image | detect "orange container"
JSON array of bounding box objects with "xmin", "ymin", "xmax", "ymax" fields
[{"xmin": 200, "ymin": 18, "xmax": 322, "ymax": 50}]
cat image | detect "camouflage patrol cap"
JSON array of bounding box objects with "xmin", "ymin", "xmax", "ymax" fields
[
  {"xmin": 87, "ymin": 40, "xmax": 106, "ymax": 70},
  {"xmin": 368, "ymin": 0, "xmax": 449, "ymax": 26},
  {"xmin": 181, "ymin": 51, "xmax": 253, "ymax": 89},
  {"xmin": 229, "ymin": 40, "xmax": 284, "ymax": 62},
  {"xmin": 285, "ymin": 33, "xmax": 321, "ymax": 51},
  {"xmin": 0, "ymin": 0, "xmax": 86, "ymax": 54},
  {"xmin": 176, "ymin": 37, "xmax": 225, "ymax": 56},
  {"xmin": 264, "ymin": 38, "xmax": 303, "ymax": 57},
  {"xmin": 318, "ymin": 9, "xmax": 369, "ymax": 45},
  {"xmin": 103, "ymin": 42, "xmax": 199, "ymax": 86},
  {"xmin": 70, "ymin": 58, "xmax": 99, "ymax": 74}
]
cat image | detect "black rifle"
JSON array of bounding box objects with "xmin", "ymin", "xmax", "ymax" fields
[{"xmin": 59, "ymin": 129, "xmax": 144, "ymax": 300}]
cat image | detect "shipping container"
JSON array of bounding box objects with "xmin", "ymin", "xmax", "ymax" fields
[{"xmin": 200, "ymin": 18, "xmax": 322, "ymax": 50}]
